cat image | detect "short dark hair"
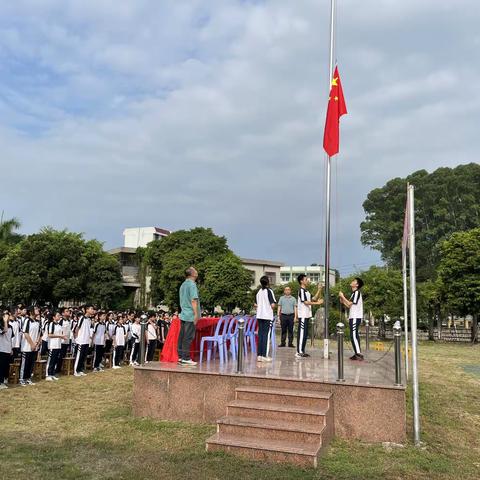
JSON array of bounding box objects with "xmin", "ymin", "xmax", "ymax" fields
[
  {"xmin": 355, "ymin": 277, "xmax": 364, "ymax": 289},
  {"xmin": 297, "ymin": 274, "xmax": 307, "ymax": 284},
  {"xmin": 259, "ymin": 276, "xmax": 269, "ymax": 288}
]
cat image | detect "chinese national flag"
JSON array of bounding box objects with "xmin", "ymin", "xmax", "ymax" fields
[{"xmin": 323, "ymin": 66, "xmax": 347, "ymax": 157}]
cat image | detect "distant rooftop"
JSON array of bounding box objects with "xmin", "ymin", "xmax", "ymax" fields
[{"xmin": 241, "ymin": 257, "xmax": 284, "ymax": 268}]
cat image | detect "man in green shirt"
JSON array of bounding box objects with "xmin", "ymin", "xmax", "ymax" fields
[
  {"xmin": 277, "ymin": 286, "xmax": 297, "ymax": 348},
  {"xmin": 177, "ymin": 267, "xmax": 201, "ymax": 366}
]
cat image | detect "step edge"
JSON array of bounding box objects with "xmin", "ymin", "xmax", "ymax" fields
[
  {"xmin": 228, "ymin": 400, "xmax": 328, "ymax": 416},
  {"xmin": 206, "ymin": 434, "xmax": 321, "ymax": 457},
  {"xmin": 236, "ymin": 386, "xmax": 332, "ymax": 399},
  {"xmin": 217, "ymin": 416, "xmax": 327, "ymax": 435}
]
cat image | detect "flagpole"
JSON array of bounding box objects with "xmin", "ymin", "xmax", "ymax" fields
[
  {"xmin": 402, "ymin": 183, "xmax": 410, "ymax": 381},
  {"xmin": 323, "ymin": 0, "xmax": 336, "ymax": 359},
  {"xmin": 408, "ymin": 185, "xmax": 421, "ymax": 445}
]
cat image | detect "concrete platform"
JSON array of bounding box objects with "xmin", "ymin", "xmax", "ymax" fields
[{"xmin": 133, "ymin": 347, "xmax": 406, "ymax": 444}]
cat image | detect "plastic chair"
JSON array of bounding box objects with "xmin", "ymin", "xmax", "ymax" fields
[
  {"xmin": 244, "ymin": 316, "xmax": 257, "ymax": 354},
  {"xmin": 199, "ymin": 316, "xmax": 227, "ymax": 364},
  {"xmin": 223, "ymin": 316, "xmax": 240, "ymax": 360}
]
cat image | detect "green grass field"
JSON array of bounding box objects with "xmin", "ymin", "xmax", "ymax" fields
[{"xmin": 0, "ymin": 342, "xmax": 479, "ymax": 480}]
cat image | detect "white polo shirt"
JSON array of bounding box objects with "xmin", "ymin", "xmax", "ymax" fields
[
  {"xmin": 76, "ymin": 316, "xmax": 92, "ymax": 345},
  {"xmin": 256, "ymin": 288, "xmax": 276, "ymax": 320},
  {"xmin": 114, "ymin": 324, "xmax": 126, "ymax": 346},
  {"xmin": 297, "ymin": 288, "xmax": 312, "ymax": 318},
  {"xmin": 349, "ymin": 290, "xmax": 363, "ymax": 319},
  {"xmin": 20, "ymin": 318, "xmax": 41, "ymax": 352},
  {"xmin": 48, "ymin": 322, "xmax": 64, "ymax": 350}
]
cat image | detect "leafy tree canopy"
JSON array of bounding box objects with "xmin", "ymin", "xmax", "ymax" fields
[
  {"xmin": 145, "ymin": 227, "xmax": 251, "ymax": 311},
  {"xmin": 361, "ymin": 163, "xmax": 480, "ymax": 280},
  {"xmin": 0, "ymin": 228, "xmax": 123, "ymax": 307},
  {"xmin": 438, "ymin": 228, "xmax": 480, "ymax": 317}
]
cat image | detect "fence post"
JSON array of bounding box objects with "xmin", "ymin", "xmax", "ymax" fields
[
  {"xmin": 139, "ymin": 314, "xmax": 147, "ymax": 365},
  {"xmin": 336, "ymin": 322, "xmax": 345, "ymax": 382},
  {"xmin": 365, "ymin": 316, "xmax": 370, "ymax": 352},
  {"xmin": 393, "ymin": 321, "xmax": 402, "ymax": 386},
  {"xmin": 236, "ymin": 318, "xmax": 245, "ymax": 373}
]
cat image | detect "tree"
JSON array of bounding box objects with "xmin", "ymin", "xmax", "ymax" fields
[
  {"xmin": 361, "ymin": 163, "xmax": 480, "ymax": 280},
  {"xmin": 201, "ymin": 253, "xmax": 252, "ymax": 311},
  {"xmin": 438, "ymin": 228, "xmax": 480, "ymax": 342},
  {"xmin": 144, "ymin": 227, "xmax": 250, "ymax": 311},
  {"xmin": 0, "ymin": 228, "xmax": 123, "ymax": 307},
  {"xmin": 0, "ymin": 215, "xmax": 24, "ymax": 261}
]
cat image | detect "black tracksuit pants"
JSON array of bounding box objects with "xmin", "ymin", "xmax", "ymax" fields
[
  {"xmin": 130, "ymin": 342, "xmax": 140, "ymax": 363},
  {"xmin": 56, "ymin": 343, "xmax": 69, "ymax": 373},
  {"xmin": 280, "ymin": 313, "xmax": 295, "ymax": 346},
  {"xmin": 297, "ymin": 318, "xmax": 309, "ymax": 354},
  {"xmin": 20, "ymin": 351, "xmax": 36, "ymax": 381},
  {"xmin": 0, "ymin": 352, "xmax": 11, "ymax": 383},
  {"xmin": 114, "ymin": 345, "xmax": 124, "ymax": 366},
  {"xmin": 47, "ymin": 349, "xmax": 61, "ymax": 377},
  {"xmin": 146, "ymin": 340, "xmax": 157, "ymax": 362},
  {"xmin": 74, "ymin": 344, "xmax": 89, "ymax": 374},
  {"xmin": 93, "ymin": 344, "xmax": 105, "ymax": 369}
]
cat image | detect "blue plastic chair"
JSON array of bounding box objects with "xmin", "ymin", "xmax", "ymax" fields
[
  {"xmin": 199, "ymin": 316, "xmax": 227, "ymax": 364},
  {"xmin": 244, "ymin": 316, "xmax": 257, "ymax": 354},
  {"xmin": 223, "ymin": 316, "xmax": 240, "ymax": 360}
]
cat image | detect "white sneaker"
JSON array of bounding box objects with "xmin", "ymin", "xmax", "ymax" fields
[
  {"xmin": 26, "ymin": 379, "xmax": 36, "ymax": 385},
  {"xmin": 263, "ymin": 356, "xmax": 273, "ymax": 362},
  {"xmin": 256, "ymin": 356, "xmax": 265, "ymax": 362},
  {"xmin": 52, "ymin": 376, "xmax": 59, "ymax": 381},
  {"xmin": 19, "ymin": 381, "xmax": 27, "ymax": 387},
  {"xmin": 295, "ymin": 352, "xmax": 303, "ymax": 359},
  {"xmin": 181, "ymin": 359, "xmax": 197, "ymax": 366},
  {"xmin": 112, "ymin": 365, "xmax": 121, "ymax": 369},
  {"xmin": 80, "ymin": 372, "xmax": 87, "ymax": 376},
  {"xmin": 0, "ymin": 383, "xmax": 8, "ymax": 390},
  {"xmin": 74, "ymin": 372, "xmax": 83, "ymax": 377},
  {"xmin": 45, "ymin": 376, "xmax": 54, "ymax": 381},
  {"xmin": 133, "ymin": 361, "xmax": 140, "ymax": 366}
]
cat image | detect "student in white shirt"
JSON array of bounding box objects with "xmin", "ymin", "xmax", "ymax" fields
[
  {"xmin": 145, "ymin": 313, "xmax": 158, "ymax": 363},
  {"xmin": 296, "ymin": 274, "xmax": 323, "ymax": 359},
  {"xmin": 339, "ymin": 277, "xmax": 365, "ymax": 361},
  {"xmin": 113, "ymin": 318, "xmax": 127, "ymax": 369},
  {"xmin": 74, "ymin": 305, "xmax": 95, "ymax": 377},
  {"xmin": 46, "ymin": 312, "xmax": 66, "ymax": 381},
  {"xmin": 255, "ymin": 276, "xmax": 276, "ymax": 363},
  {"xmin": 129, "ymin": 315, "xmax": 142, "ymax": 366},
  {"xmin": 92, "ymin": 311, "xmax": 107, "ymax": 372},
  {"xmin": 19, "ymin": 311, "xmax": 41, "ymax": 386},
  {"xmin": 0, "ymin": 310, "xmax": 13, "ymax": 389}
]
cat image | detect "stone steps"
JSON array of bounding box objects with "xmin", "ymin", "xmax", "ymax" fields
[{"xmin": 206, "ymin": 385, "xmax": 334, "ymax": 468}]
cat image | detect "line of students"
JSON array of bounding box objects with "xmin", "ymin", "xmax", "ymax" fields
[
  {"xmin": 256, "ymin": 274, "xmax": 364, "ymax": 362},
  {"xmin": 0, "ymin": 305, "xmax": 173, "ymax": 389}
]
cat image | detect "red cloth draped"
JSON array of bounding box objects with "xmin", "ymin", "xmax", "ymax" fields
[{"xmin": 160, "ymin": 316, "xmax": 220, "ymax": 363}]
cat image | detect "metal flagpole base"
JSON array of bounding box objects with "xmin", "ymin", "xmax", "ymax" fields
[{"xmin": 323, "ymin": 339, "xmax": 329, "ymax": 359}]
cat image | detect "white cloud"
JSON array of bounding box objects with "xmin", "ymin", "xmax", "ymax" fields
[{"xmin": 0, "ymin": 0, "xmax": 478, "ymax": 273}]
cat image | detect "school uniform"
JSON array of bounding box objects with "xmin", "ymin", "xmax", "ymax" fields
[
  {"xmin": 129, "ymin": 322, "xmax": 141, "ymax": 364},
  {"xmin": 46, "ymin": 322, "xmax": 63, "ymax": 378},
  {"xmin": 40, "ymin": 317, "xmax": 49, "ymax": 356},
  {"xmin": 10, "ymin": 317, "xmax": 21, "ymax": 359},
  {"xmin": 0, "ymin": 323, "xmax": 13, "ymax": 386},
  {"xmin": 105, "ymin": 321, "xmax": 115, "ymax": 353},
  {"xmin": 349, "ymin": 290, "xmax": 363, "ymax": 356},
  {"xmin": 74, "ymin": 315, "xmax": 92, "ymax": 375},
  {"xmin": 92, "ymin": 321, "xmax": 106, "ymax": 370},
  {"xmin": 256, "ymin": 287, "xmax": 276, "ymax": 358},
  {"xmin": 19, "ymin": 317, "xmax": 41, "ymax": 384},
  {"xmin": 113, "ymin": 324, "xmax": 126, "ymax": 367},
  {"xmin": 146, "ymin": 323, "xmax": 158, "ymax": 362},
  {"xmin": 297, "ymin": 288, "xmax": 312, "ymax": 356},
  {"xmin": 56, "ymin": 318, "xmax": 71, "ymax": 374}
]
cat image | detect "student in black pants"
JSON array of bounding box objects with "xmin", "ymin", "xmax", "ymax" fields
[
  {"xmin": 46, "ymin": 312, "xmax": 66, "ymax": 381},
  {"xmin": 0, "ymin": 311, "xmax": 13, "ymax": 389},
  {"xmin": 113, "ymin": 318, "xmax": 126, "ymax": 369},
  {"xmin": 145, "ymin": 313, "xmax": 158, "ymax": 363},
  {"xmin": 73, "ymin": 305, "xmax": 95, "ymax": 377},
  {"xmin": 19, "ymin": 311, "xmax": 41, "ymax": 386},
  {"xmin": 255, "ymin": 276, "xmax": 276, "ymax": 363}
]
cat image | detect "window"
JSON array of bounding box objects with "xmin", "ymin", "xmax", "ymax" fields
[{"xmin": 281, "ymin": 274, "xmax": 290, "ymax": 282}]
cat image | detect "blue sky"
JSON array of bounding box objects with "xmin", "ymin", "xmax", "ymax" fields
[{"xmin": 0, "ymin": 0, "xmax": 479, "ymax": 276}]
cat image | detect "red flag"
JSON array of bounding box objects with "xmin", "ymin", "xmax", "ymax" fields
[{"xmin": 323, "ymin": 66, "xmax": 347, "ymax": 157}]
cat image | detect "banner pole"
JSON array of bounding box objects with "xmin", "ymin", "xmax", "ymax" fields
[{"xmin": 408, "ymin": 185, "xmax": 421, "ymax": 445}]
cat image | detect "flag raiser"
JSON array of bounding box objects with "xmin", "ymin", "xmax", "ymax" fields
[{"xmin": 323, "ymin": 66, "xmax": 347, "ymax": 157}]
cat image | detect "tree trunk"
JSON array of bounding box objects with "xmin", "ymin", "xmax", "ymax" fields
[
  {"xmin": 428, "ymin": 310, "xmax": 435, "ymax": 341},
  {"xmin": 472, "ymin": 313, "xmax": 478, "ymax": 344}
]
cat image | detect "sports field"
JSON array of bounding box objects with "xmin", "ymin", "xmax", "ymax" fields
[{"xmin": 0, "ymin": 342, "xmax": 478, "ymax": 480}]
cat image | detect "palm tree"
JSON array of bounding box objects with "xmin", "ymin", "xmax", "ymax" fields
[{"xmin": 0, "ymin": 215, "xmax": 22, "ymax": 244}]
